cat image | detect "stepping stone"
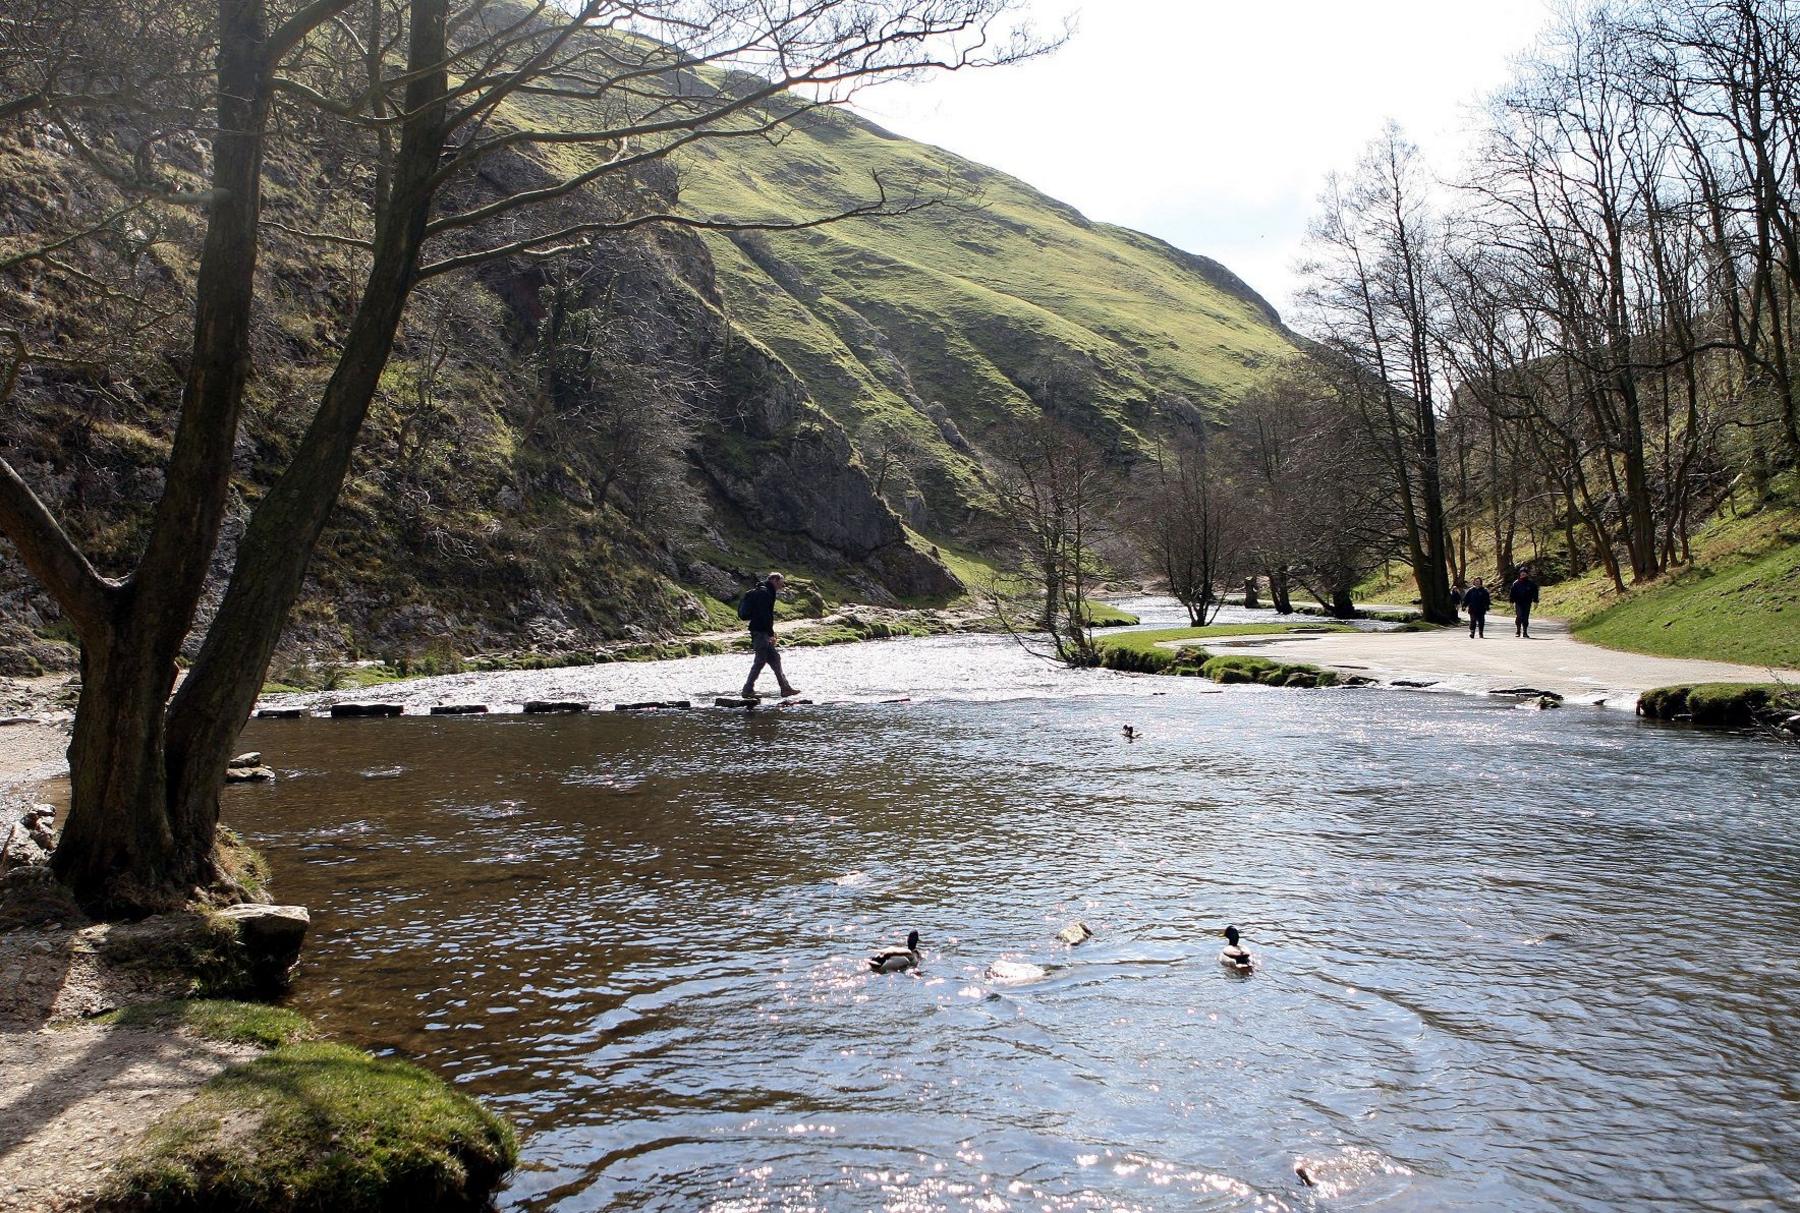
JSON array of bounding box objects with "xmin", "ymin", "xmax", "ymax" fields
[
  {"xmin": 430, "ymin": 704, "xmax": 489, "ymax": 715},
  {"xmin": 523, "ymin": 700, "xmax": 587, "ymax": 713},
  {"xmin": 224, "ymin": 765, "xmax": 276, "ymax": 783},
  {"xmin": 714, "ymin": 696, "xmax": 758, "ymax": 708},
  {"xmin": 614, "ymin": 700, "xmax": 691, "ymax": 711},
  {"xmin": 1491, "ymin": 686, "xmax": 1563, "ymax": 700},
  {"xmin": 1391, "ymin": 679, "xmax": 1438, "ymax": 689},
  {"xmin": 256, "ymin": 707, "xmax": 305, "ymax": 719},
  {"xmin": 330, "ymin": 702, "xmax": 404, "ymax": 717}
]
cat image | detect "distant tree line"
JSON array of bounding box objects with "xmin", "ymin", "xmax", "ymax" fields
[{"xmin": 1155, "ymin": 0, "xmax": 1800, "ymax": 624}]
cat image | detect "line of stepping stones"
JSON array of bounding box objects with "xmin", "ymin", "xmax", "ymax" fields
[{"xmin": 254, "ymin": 696, "xmax": 818, "ymax": 720}]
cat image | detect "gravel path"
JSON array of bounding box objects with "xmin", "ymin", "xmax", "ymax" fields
[
  {"xmin": 0, "ymin": 1024, "xmax": 252, "ymax": 1212},
  {"xmin": 1194, "ymin": 617, "xmax": 1800, "ymax": 702}
]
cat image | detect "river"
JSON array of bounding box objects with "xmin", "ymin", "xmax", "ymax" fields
[{"xmin": 230, "ymin": 611, "xmax": 1800, "ymax": 1211}]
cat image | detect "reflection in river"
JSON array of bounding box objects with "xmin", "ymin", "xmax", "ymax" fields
[{"xmin": 231, "ymin": 630, "xmax": 1800, "ymax": 1211}]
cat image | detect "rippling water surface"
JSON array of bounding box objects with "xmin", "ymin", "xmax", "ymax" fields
[{"xmin": 231, "ymin": 625, "xmax": 1800, "ymax": 1211}]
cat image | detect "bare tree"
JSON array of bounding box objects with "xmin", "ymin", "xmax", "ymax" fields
[
  {"xmin": 0, "ymin": 0, "xmax": 1052, "ymax": 914},
  {"xmin": 986, "ymin": 421, "xmax": 1113, "ymax": 666},
  {"xmin": 1138, "ymin": 438, "xmax": 1244, "ymax": 625},
  {"xmin": 1297, "ymin": 125, "xmax": 1458, "ymax": 622}
]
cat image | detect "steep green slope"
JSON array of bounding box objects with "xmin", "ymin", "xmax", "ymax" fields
[
  {"xmin": 3, "ymin": 50, "xmax": 1296, "ymax": 666},
  {"xmin": 678, "ymin": 105, "xmax": 1295, "ymax": 531}
]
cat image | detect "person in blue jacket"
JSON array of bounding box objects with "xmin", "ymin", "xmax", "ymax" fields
[
  {"xmin": 1462, "ymin": 577, "xmax": 1492, "ymax": 639},
  {"xmin": 1509, "ymin": 567, "xmax": 1540, "ymax": 638}
]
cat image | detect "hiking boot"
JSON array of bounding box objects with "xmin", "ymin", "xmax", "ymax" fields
[
  {"xmin": 778, "ymin": 686, "xmax": 801, "ymax": 698},
  {"xmin": 740, "ymin": 689, "xmax": 762, "ymax": 700}
]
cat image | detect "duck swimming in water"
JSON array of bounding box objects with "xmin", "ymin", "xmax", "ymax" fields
[
  {"xmin": 1219, "ymin": 925, "xmax": 1254, "ymax": 974},
  {"xmin": 1122, "ymin": 725, "xmax": 1139, "ymax": 741},
  {"xmin": 869, "ymin": 930, "xmax": 922, "ymax": 973}
]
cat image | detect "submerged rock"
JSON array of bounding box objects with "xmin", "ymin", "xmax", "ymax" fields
[
  {"xmin": 1057, "ymin": 921, "xmax": 1094, "ymax": 946},
  {"xmin": 1491, "ymin": 686, "xmax": 1563, "ymax": 701},
  {"xmin": 1519, "ymin": 695, "xmax": 1562, "ymax": 711}
]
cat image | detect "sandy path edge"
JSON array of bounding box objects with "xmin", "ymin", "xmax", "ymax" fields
[{"xmin": 1188, "ymin": 618, "xmax": 1800, "ymax": 703}]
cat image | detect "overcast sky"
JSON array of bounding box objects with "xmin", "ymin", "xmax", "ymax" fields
[{"xmin": 852, "ymin": 0, "xmax": 1558, "ymax": 319}]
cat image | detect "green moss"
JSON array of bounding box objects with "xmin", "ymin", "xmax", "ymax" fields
[
  {"xmin": 1198, "ymin": 654, "xmax": 1338, "ymax": 688},
  {"xmin": 102, "ymin": 1000, "xmax": 314, "ymax": 1049},
  {"xmin": 1637, "ymin": 681, "xmax": 1787, "ymax": 726},
  {"xmin": 103, "ymin": 1041, "xmax": 518, "ymax": 1213},
  {"xmin": 1080, "ymin": 600, "xmax": 1141, "ymax": 628},
  {"xmin": 1097, "ymin": 622, "xmax": 1350, "ymax": 660}
]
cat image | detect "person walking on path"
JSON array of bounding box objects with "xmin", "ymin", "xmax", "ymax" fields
[
  {"xmin": 1463, "ymin": 578, "xmax": 1492, "ymax": 639},
  {"xmin": 739, "ymin": 572, "xmax": 799, "ymax": 699},
  {"xmin": 1509, "ymin": 567, "xmax": 1540, "ymax": 638}
]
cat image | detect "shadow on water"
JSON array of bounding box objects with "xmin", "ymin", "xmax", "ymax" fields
[{"xmin": 228, "ymin": 644, "xmax": 1800, "ymax": 1212}]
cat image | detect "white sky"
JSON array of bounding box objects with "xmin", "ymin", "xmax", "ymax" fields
[{"xmin": 852, "ymin": 0, "xmax": 1558, "ymax": 319}]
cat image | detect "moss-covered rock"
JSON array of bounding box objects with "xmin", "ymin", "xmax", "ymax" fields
[
  {"xmin": 1637, "ymin": 681, "xmax": 1784, "ymax": 726},
  {"xmin": 98, "ymin": 1041, "xmax": 517, "ymax": 1213}
]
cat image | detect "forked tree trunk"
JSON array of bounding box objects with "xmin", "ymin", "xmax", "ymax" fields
[{"xmin": 43, "ymin": 0, "xmax": 451, "ymax": 916}]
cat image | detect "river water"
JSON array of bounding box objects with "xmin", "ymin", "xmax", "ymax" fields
[{"xmin": 232, "ymin": 617, "xmax": 1800, "ymax": 1211}]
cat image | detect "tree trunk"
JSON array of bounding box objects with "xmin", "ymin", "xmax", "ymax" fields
[
  {"xmin": 1269, "ymin": 570, "xmax": 1293, "ymax": 614},
  {"xmin": 1330, "ymin": 587, "xmax": 1355, "ymax": 619},
  {"xmin": 50, "ymin": 0, "xmax": 272, "ymax": 915},
  {"xmin": 54, "ymin": 629, "xmax": 201, "ymax": 913}
]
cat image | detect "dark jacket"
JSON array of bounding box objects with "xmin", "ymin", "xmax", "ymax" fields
[
  {"xmin": 1463, "ymin": 585, "xmax": 1492, "ymax": 614},
  {"xmin": 1509, "ymin": 577, "xmax": 1539, "ymax": 606},
  {"xmin": 740, "ymin": 582, "xmax": 777, "ymax": 634}
]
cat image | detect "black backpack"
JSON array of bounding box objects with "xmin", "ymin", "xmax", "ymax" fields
[{"xmin": 736, "ymin": 587, "xmax": 755, "ymax": 621}]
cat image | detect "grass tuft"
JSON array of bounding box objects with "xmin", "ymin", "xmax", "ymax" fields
[
  {"xmin": 102, "ymin": 1041, "xmax": 518, "ymax": 1213},
  {"xmin": 102, "ymin": 1000, "xmax": 314, "ymax": 1049}
]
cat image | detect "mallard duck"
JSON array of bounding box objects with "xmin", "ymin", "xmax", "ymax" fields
[
  {"xmin": 1122, "ymin": 725, "xmax": 1139, "ymax": 741},
  {"xmin": 869, "ymin": 930, "xmax": 922, "ymax": 973},
  {"xmin": 1219, "ymin": 925, "xmax": 1254, "ymax": 974}
]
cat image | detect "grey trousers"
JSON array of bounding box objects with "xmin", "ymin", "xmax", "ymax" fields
[{"xmin": 743, "ymin": 632, "xmax": 790, "ymax": 693}]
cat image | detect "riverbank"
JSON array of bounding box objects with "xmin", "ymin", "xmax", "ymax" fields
[
  {"xmin": 1, "ymin": 684, "xmax": 516, "ymax": 1212},
  {"xmin": 1182, "ymin": 616, "xmax": 1800, "ymax": 703}
]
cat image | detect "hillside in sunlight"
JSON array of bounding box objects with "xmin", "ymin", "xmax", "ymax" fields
[
  {"xmin": 2, "ymin": 51, "xmax": 1294, "ymax": 670},
  {"xmin": 677, "ymin": 101, "xmax": 1295, "ymax": 531}
]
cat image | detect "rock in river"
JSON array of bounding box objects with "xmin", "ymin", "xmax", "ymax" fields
[
  {"xmin": 331, "ymin": 702, "xmax": 404, "ymax": 718},
  {"xmin": 224, "ymin": 765, "xmax": 276, "ymax": 783}
]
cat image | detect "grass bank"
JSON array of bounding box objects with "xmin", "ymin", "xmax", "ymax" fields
[
  {"xmin": 1636, "ymin": 681, "xmax": 1799, "ymax": 727},
  {"xmin": 95, "ymin": 1001, "xmax": 516, "ymax": 1213},
  {"xmin": 1559, "ymin": 504, "xmax": 1800, "ymax": 669},
  {"xmin": 1095, "ymin": 625, "xmax": 1350, "ymax": 688}
]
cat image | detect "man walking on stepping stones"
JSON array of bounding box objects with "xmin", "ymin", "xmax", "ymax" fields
[{"xmin": 740, "ymin": 572, "xmax": 800, "ymax": 699}]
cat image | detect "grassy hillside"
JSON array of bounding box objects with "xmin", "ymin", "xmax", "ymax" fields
[
  {"xmin": 677, "ymin": 105, "xmax": 1296, "ymax": 532},
  {"xmin": 3, "ymin": 38, "xmax": 1298, "ymax": 667}
]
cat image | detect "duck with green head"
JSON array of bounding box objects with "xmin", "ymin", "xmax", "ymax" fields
[
  {"xmin": 1220, "ymin": 925, "xmax": 1254, "ymax": 974},
  {"xmin": 869, "ymin": 930, "xmax": 922, "ymax": 974}
]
